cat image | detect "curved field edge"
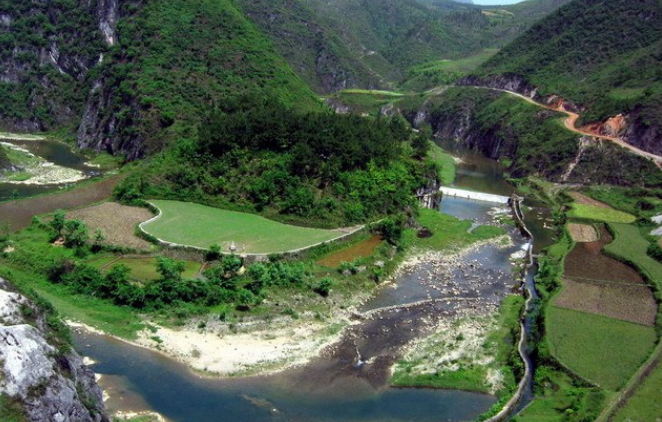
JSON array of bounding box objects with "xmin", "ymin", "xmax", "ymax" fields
[{"xmin": 140, "ymin": 199, "xmax": 359, "ymax": 254}]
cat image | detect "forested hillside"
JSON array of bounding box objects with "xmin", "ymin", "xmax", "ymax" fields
[
  {"xmin": 0, "ymin": 0, "xmax": 106, "ymax": 132},
  {"xmin": 237, "ymin": 0, "xmax": 572, "ymax": 93},
  {"xmin": 0, "ymin": 0, "xmax": 319, "ymax": 159},
  {"xmin": 475, "ymin": 0, "xmax": 662, "ymax": 153}
]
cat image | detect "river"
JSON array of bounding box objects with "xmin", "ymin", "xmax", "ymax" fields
[
  {"xmin": 70, "ymin": 144, "xmax": 554, "ymax": 422},
  {"xmin": 0, "ymin": 137, "xmax": 101, "ymax": 202}
]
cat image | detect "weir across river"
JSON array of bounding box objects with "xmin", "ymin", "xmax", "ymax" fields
[{"xmin": 439, "ymin": 186, "xmax": 511, "ymax": 204}]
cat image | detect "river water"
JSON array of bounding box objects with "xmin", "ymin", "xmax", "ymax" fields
[
  {"xmin": 70, "ymin": 144, "xmax": 554, "ymax": 422},
  {"xmin": 0, "ymin": 137, "xmax": 99, "ymax": 202}
]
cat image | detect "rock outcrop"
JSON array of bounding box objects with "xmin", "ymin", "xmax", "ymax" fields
[{"xmin": 0, "ymin": 278, "xmax": 108, "ymax": 422}]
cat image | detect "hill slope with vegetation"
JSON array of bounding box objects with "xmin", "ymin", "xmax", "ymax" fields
[
  {"xmin": 474, "ymin": 0, "xmax": 662, "ymax": 154},
  {"xmin": 236, "ymin": 0, "xmax": 572, "ymax": 93}
]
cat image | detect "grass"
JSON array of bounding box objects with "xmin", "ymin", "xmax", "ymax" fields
[
  {"xmin": 427, "ymin": 142, "xmax": 456, "ymax": 185},
  {"xmin": 613, "ymin": 359, "xmax": 662, "ymax": 421},
  {"xmin": 0, "ymin": 265, "xmax": 143, "ymax": 339},
  {"xmin": 142, "ymin": 200, "xmax": 346, "ymax": 253},
  {"xmin": 546, "ymin": 306, "xmax": 656, "ymax": 391},
  {"xmin": 567, "ymin": 203, "xmax": 636, "ymax": 223},
  {"xmin": 405, "ymin": 208, "xmax": 506, "ymax": 252},
  {"xmin": 605, "ymin": 223, "xmax": 662, "ymax": 289},
  {"xmin": 514, "ymin": 368, "xmax": 605, "ymax": 422},
  {"xmin": 104, "ymin": 257, "xmax": 202, "ymax": 281},
  {"xmin": 0, "ymin": 394, "xmax": 28, "ymax": 422}
]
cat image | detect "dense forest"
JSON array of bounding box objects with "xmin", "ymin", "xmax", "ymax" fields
[
  {"xmin": 115, "ymin": 96, "xmax": 435, "ymax": 226},
  {"xmin": 476, "ymin": 0, "xmax": 662, "ymax": 127}
]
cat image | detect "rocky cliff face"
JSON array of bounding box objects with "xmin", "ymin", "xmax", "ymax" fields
[
  {"xmin": 0, "ymin": 278, "xmax": 108, "ymax": 422},
  {"xmin": 0, "ymin": 0, "xmax": 110, "ymax": 132}
]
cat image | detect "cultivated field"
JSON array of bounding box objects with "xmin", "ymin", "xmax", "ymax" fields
[
  {"xmin": 568, "ymin": 191, "xmax": 611, "ymax": 208},
  {"xmin": 68, "ymin": 202, "xmax": 154, "ymax": 250},
  {"xmin": 613, "ymin": 359, "xmax": 662, "ymax": 421},
  {"xmin": 555, "ymin": 278, "xmax": 656, "ymax": 326},
  {"xmin": 142, "ymin": 200, "xmax": 349, "ymax": 254},
  {"xmin": 317, "ymin": 235, "xmax": 383, "ymax": 268},
  {"xmin": 606, "ymin": 223, "xmax": 662, "ymax": 289},
  {"xmin": 567, "ymin": 223, "xmax": 599, "ymax": 242},
  {"xmin": 564, "ymin": 230, "xmax": 644, "ymax": 284},
  {"xmin": 567, "ymin": 203, "xmax": 636, "ymax": 223},
  {"xmin": 546, "ymin": 306, "xmax": 656, "ymax": 391}
]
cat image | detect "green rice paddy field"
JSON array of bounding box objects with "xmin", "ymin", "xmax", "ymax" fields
[
  {"xmin": 546, "ymin": 306, "xmax": 656, "ymax": 391},
  {"xmin": 142, "ymin": 200, "xmax": 347, "ymax": 254}
]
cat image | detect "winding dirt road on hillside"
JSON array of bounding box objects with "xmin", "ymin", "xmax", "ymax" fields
[{"xmin": 493, "ymin": 88, "xmax": 662, "ymax": 169}]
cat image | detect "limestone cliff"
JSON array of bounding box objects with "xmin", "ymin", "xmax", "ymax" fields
[{"xmin": 0, "ymin": 278, "xmax": 108, "ymax": 422}]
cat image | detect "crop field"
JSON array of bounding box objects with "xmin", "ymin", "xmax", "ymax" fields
[
  {"xmin": 568, "ymin": 191, "xmax": 611, "ymax": 208},
  {"xmin": 555, "ymin": 278, "xmax": 656, "ymax": 326},
  {"xmin": 546, "ymin": 306, "xmax": 656, "ymax": 391},
  {"xmin": 613, "ymin": 359, "xmax": 662, "ymax": 421},
  {"xmin": 68, "ymin": 202, "xmax": 154, "ymax": 250},
  {"xmin": 606, "ymin": 223, "xmax": 662, "ymax": 288},
  {"xmin": 567, "ymin": 203, "xmax": 636, "ymax": 223},
  {"xmin": 94, "ymin": 257, "xmax": 203, "ymax": 281},
  {"xmin": 316, "ymin": 235, "xmax": 383, "ymax": 268},
  {"xmin": 142, "ymin": 200, "xmax": 348, "ymax": 254},
  {"xmin": 567, "ymin": 223, "xmax": 599, "ymax": 242}
]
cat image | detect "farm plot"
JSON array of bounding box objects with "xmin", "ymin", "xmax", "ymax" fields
[
  {"xmin": 606, "ymin": 223, "xmax": 662, "ymax": 289},
  {"xmin": 555, "ymin": 278, "xmax": 656, "ymax": 326},
  {"xmin": 142, "ymin": 200, "xmax": 349, "ymax": 254},
  {"xmin": 567, "ymin": 192, "xmax": 611, "ymax": 208},
  {"xmin": 613, "ymin": 359, "xmax": 662, "ymax": 421},
  {"xmin": 68, "ymin": 202, "xmax": 154, "ymax": 250},
  {"xmin": 567, "ymin": 223, "xmax": 599, "ymax": 242},
  {"xmin": 567, "ymin": 203, "xmax": 636, "ymax": 223},
  {"xmin": 546, "ymin": 306, "xmax": 656, "ymax": 391},
  {"xmin": 564, "ymin": 228, "xmax": 644, "ymax": 284}
]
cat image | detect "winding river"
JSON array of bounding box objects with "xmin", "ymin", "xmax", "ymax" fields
[
  {"xmin": 0, "ymin": 137, "xmax": 101, "ymax": 202},
  {"xmin": 70, "ymin": 144, "xmax": 554, "ymax": 422}
]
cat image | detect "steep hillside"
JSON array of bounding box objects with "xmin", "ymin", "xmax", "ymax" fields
[
  {"xmin": 237, "ymin": 0, "xmax": 572, "ymax": 93},
  {"xmin": 474, "ymin": 0, "xmax": 662, "ymax": 154},
  {"xmin": 78, "ymin": 0, "xmax": 320, "ymax": 159},
  {"xmin": 0, "ymin": 277, "xmax": 108, "ymax": 422},
  {"xmin": 0, "ymin": 0, "xmax": 107, "ymax": 132},
  {"xmin": 0, "ymin": 0, "xmax": 319, "ymax": 159}
]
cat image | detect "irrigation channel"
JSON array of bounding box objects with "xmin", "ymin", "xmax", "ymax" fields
[
  {"xmin": 71, "ymin": 145, "xmax": 555, "ymax": 422},
  {"xmin": 0, "ymin": 136, "xmax": 102, "ymax": 202}
]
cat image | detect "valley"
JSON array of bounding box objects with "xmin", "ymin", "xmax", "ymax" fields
[{"xmin": 1, "ymin": 0, "xmax": 662, "ymax": 421}]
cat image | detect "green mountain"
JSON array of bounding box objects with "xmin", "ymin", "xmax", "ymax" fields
[
  {"xmin": 474, "ymin": 0, "xmax": 662, "ymax": 154},
  {"xmin": 237, "ymin": 0, "xmax": 572, "ymax": 93},
  {"xmin": 0, "ymin": 0, "xmax": 319, "ymax": 159}
]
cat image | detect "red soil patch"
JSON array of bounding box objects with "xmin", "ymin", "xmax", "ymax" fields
[{"xmin": 317, "ymin": 235, "xmax": 383, "ymax": 268}]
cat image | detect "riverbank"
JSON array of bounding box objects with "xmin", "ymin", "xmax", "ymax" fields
[{"xmin": 0, "ymin": 141, "xmax": 86, "ymax": 185}]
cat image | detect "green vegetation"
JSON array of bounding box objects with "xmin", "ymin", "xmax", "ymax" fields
[
  {"xmin": 613, "ymin": 359, "xmax": 662, "ymax": 421},
  {"xmin": 584, "ymin": 186, "xmax": 662, "ymax": 217},
  {"xmin": 0, "ymin": 394, "xmax": 28, "ymax": 422},
  {"xmin": 404, "ymin": 208, "xmax": 506, "ymax": 251},
  {"xmin": 401, "ymin": 49, "xmax": 498, "ymax": 91},
  {"xmin": 0, "ymin": 0, "xmax": 104, "ymax": 129},
  {"xmin": 427, "ymin": 142, "xmax": 456, "ymax": 185},
  {"xmin": 94, "ymin": 257, "xmax": 202, "ymax": 282},
  {"xmin": 514, "ymin": 368, "xmax": 605, "ymax": 422},
  {"xmin": 546, "ymin": 306, "xmax": 656, "ymax": 391},
  {"xmin": 567, "ymin": 204, "xmax": 636, "ymax": 224},
  {"xmin": 478, "ymin": 0, "xmax": 662, "ymax": 128},
  {"xmin": 325, "ymin": 90, "xmax": 408, "ymax": 116},
  {"xmin": 143, "ymin": 200, "xmax": 346, "ymax": 253},
  {"xmin": 418, "ymin": 87, "xmax": 579, "ymax": 178},
  {"xmin": 115, "ymin": 96, "xmax": 435, "ymax": 227}
]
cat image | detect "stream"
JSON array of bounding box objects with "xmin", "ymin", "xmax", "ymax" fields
[
  {"xmin": 0, "ymin": 137, "xmax": 100, "ymax": 202},
  {"xmin": 71, "ymin": 144, "xmax": 554, "ymax": 422}
]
